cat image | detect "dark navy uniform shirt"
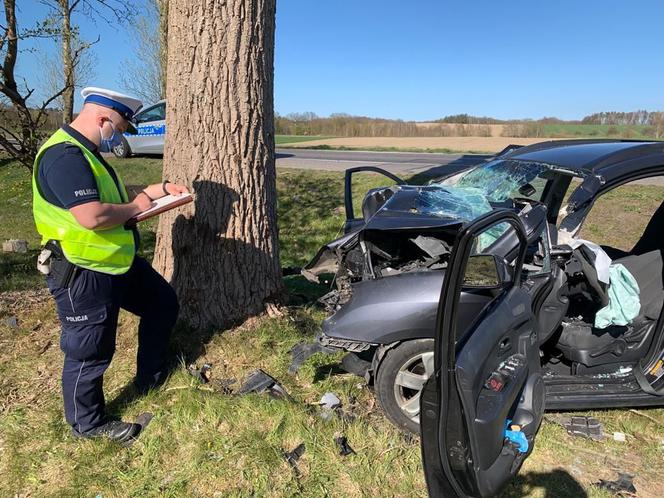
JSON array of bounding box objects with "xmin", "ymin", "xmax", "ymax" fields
[
  {"xmin": 37, "ymin": 125, "xmax": 123, "ymax": 209},
  {"xmin": 37, "ymin": 124, "xmax": 139, "ymax": 248}
]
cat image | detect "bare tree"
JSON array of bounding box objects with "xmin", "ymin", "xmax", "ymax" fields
[
  {"xmin": 41, "ymin": 0, "xmax": 136, "ymax": 123},
  {"xmin": 39, "ymin": 28, "xmax": 98, "ymax": 115},
  {"xmin": 153, "ymin": 0, "xmax": 282, "ymax": 329},
  {"xmin": 0, "ymin": 0, "xmax": 68, "ymax": 169},
  {"xmin": 119, "ymin": 0, "xmax": 164, "ymax": 103}
]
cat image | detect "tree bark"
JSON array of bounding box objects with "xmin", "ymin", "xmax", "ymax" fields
[
  {"xmin": 153, "ymin": 0, "xmax": 282, "ymax": 330},
  {"xmin": 157, "ymin": 0, "xmax": 168, "ymax": 98},
  {"xmin": 59, "ymin": 0, "xmax": 74, "ymax": 124}
]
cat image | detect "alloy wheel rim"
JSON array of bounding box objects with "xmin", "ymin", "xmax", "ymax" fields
[{"xmin": 393, "ymin": 350, "xmax": 435, "ymax": 423}]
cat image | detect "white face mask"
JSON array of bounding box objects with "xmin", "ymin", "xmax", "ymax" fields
[{"xmin": 99, "ymin": 121, "xmax": 122, "ymax": 152}]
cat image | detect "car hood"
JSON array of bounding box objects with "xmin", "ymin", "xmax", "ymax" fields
[{"xmin": 303, "ymin": 185, "xmax": 485, "ymax": 280}]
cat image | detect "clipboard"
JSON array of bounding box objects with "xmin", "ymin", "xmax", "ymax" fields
[{"xmin": 128, "ymin": 193, "xmax": 193, "ymax": 224}]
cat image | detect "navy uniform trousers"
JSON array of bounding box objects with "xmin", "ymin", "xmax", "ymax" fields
[{"xmin": 46, "ymin": 256, "xmax": 179, "ymax": 433}]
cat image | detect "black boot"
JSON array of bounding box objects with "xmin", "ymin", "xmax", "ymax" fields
[{"xmin": 72, "ymin": 420, "xmax": 141, "ymax": 442}]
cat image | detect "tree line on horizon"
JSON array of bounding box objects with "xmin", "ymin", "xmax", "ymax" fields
[{"xmin": 276, "ymin": 110, "xmax": 664, "ymax": 139}]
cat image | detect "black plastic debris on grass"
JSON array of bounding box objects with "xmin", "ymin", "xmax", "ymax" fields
[
  {"xmin": 214, "ymin": 378, "xmax": 237, "ymax": 394},
  {"xmin": 545, "ymin": 414, "xmax": 605, "ymax": 441},
  {"xmin": 594, "ymin": 473, "xmax": 637, "ymax": 495},
  {"xmin": 282, "ymin": 442, "xmax": 306, "ymax": 477},
  {"xmin": 340, "ymin": 353, "xmax": 371, "ymax": 377},
  {"xmin": 187, "ymin": 363, "xmax": 211, "ymax": 384},
  {"xmin": 288, "ymin": 341, "xmax": 336, "ymax": 374},
  {"xmin": 186, "ymin": 363, "xmax": 237, "ymax": 394},
  {"xmin": 238, "ymin": 369, "xmax": 292, "ymax": 400},
  {"xmin": 334, "ymin": 435, "xmax": 356, "ymax": 456},
  {"xmin": 565, "ymin": 416, "xmax": 604, "ymax": 441}
]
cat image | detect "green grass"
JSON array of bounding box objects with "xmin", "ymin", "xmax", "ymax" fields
[
  {"xmin": 275, "ymin": 135, "xmax": 335, "ymax": 145},
  {"xmin": 542, "ymin": 123, "xmax": 653, "ymax": 139},
  {"xmin": 579, "ymin": 182, "xmax": 664, "ymax": 249},
  {"xmin": 1, "ymin": 157, "xmax": 664, "ymax": 496}
]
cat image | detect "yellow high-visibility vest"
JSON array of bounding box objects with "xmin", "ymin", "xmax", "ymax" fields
[{"xmin": 32, "ymin": 128, "xmax": 135, "ymax": 275}]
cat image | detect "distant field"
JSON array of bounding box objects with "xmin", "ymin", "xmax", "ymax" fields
[
  {"xmin": 275, "ymin": 135, "xmax": 335, "ymax": 144},
  {"xmin": 276, "ymin": 123, "xmax": 658, "ymax": 152},
  {"xmin": 275, "ymin": 121, "xmax": 664, "ymax": 153},
  {"xmin": 542, "ymin": 123, "xmax": 652, "ymax": 139},
  {"xmin": 277, "ymin": 136, "xmax": 546, "ymax": 153}
]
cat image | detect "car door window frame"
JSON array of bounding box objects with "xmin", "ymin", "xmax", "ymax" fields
[
  {"xmin": 344, "ymin": 166, "xmax": 404, "ymax": 221},
  {"xmin": 559, "ymin": 163, "xmax": 664, "ymax": 237}
]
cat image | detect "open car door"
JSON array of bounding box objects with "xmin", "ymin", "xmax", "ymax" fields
[
  {"xmin": 343, "ymin": 166, "xmax": 404, "ymax": 233},
  {"xmin": 420, "ymin": 210, "xmax": 545, "ymax": 497}
]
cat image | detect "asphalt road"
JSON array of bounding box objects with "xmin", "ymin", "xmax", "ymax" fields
[
  {"xmin": 275, "ymin": 148, "xmax": 664, "ymax": 186},
  {"xmin": 275, "ymin": 148, "xmax": 492, "ymax": 179}
]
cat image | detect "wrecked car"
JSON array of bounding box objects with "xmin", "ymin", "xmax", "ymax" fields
[{"xmin": 300, "ymin": 139, "xmax": 664, "ymax": 440}]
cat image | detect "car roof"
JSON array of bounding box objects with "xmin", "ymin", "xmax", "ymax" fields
[
  {"xmin": 139, "ymin": 100, "xmax": 166, "ymax": 110},
  {"xmin": 501, "ymin": 139, "xmax": 664, "ymax": 176}
]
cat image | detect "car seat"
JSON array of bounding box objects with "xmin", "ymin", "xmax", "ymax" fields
[{"xmin": 556, "ymin": 249, "xmax": 664, "ymax": 370}]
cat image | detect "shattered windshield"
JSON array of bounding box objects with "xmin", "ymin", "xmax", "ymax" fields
[
  {"xmin": 405, "ymin": 160, "xmax": 554, "ymax": 250},
  {"xmin": 414, "ymin": 186, "xmax": 492, "ymax": 222},
  {"xmin": 438, "ymin": 159, "xmax": 551, "ymax": 202}
]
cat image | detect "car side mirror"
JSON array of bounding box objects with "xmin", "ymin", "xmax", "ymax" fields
[{"xmin": 462, "ymin": 254, "xmax": 511, "ymax": 289}]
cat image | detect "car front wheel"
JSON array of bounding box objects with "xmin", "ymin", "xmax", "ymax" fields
[
  {"xmin": 112, "ymin": 136, "xmax": 131, "ymax": 158},
  {"xmin": 374, "ymin": 339, "xmax": 435, "ymax": 434}
]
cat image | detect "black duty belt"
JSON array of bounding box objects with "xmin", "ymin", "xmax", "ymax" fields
[{"xmin": 44, "ymin": 240, "xmax": 81, "ymax": 288}]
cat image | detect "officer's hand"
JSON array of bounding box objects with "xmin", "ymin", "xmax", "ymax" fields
[
  {"xmin": 133, "ymin": 192, "xmax": 156, "ymax": 213},
  {"xmin": 165, "ymin": 183, "xmax": 189, "ymax": 197}
]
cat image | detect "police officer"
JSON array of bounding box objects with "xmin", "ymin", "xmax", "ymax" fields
[{"xmin": 32, "ymin": 87, "xmax": 188, "ymax": 442}]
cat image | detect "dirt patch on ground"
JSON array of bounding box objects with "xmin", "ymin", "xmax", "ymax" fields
[
  {"xmin": 0, "ymin": 288, "xmax": 50, "ymax": 317},
  {"xmin": 284, "ymin": 136, "xmax": 550, "ymax": 153}
]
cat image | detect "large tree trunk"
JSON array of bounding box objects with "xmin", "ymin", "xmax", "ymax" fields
[
  {"xmin": 153, "ymin": 0, "xmax": 282, "ymax": 330},
  {"xmin": 59, "ymin": 0, "xmax": 74, "ymax": 124}
]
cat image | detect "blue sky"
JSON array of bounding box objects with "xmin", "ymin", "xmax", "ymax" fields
[{"xmin": 15, "ymin": 0, "xmax": 664, "ymax": 120}]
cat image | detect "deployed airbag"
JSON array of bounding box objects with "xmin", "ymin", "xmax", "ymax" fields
[{"xmin": 595, "ymin": 264, "xmax": 641, "ymax": 329}]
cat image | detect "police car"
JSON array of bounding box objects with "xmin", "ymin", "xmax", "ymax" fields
[{"xmin": 112, "ymin": 100, "xmax": 165, "ymax": 157}]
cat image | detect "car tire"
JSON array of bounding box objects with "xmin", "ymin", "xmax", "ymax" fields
[
  {"xmin": 374, "ymin": 339, "xmax": 435, "ymax": 435},
  {"xmin": 112, "ymin": 136, "xmax": 131, "ymax": 158}
]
